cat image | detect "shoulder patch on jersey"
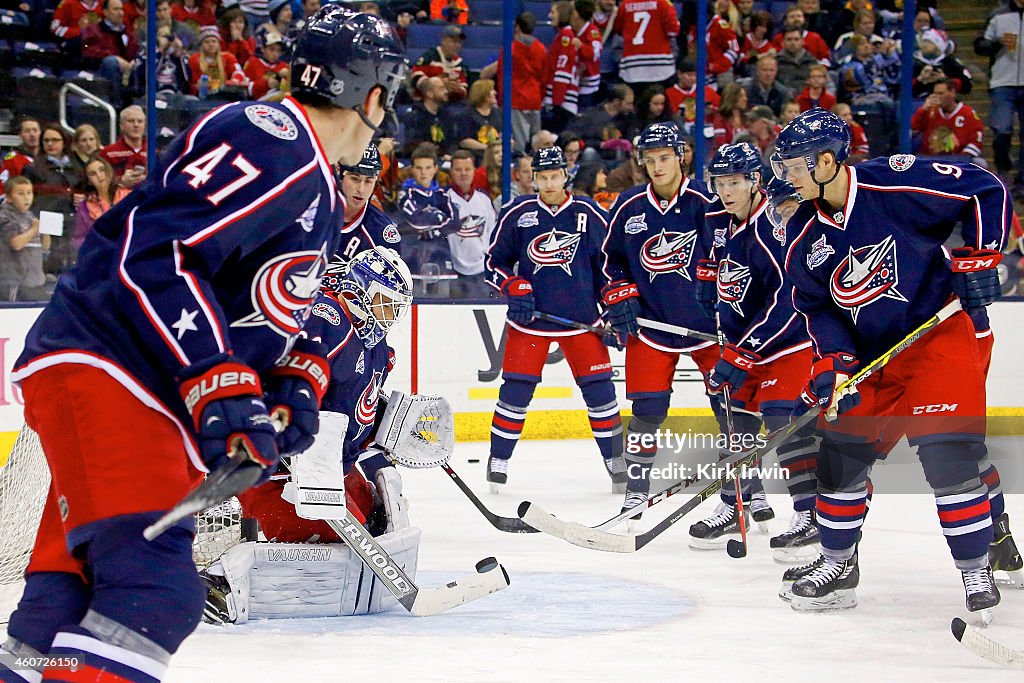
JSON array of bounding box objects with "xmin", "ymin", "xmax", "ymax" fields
[
  {"xmin": 806, "ymin": 234, "xmax": 834, "ymax": 270},
  {"xmin": 297, "ymin": 193, "xmax": 320, "ymax": 232},
  {"xmin": 713, "ymin": 226, "xmax": 727, "ymax": 248},
  {"xmin": 312, "ymin": 301, "xmax": 341, "ymax": 326},
  {"xmin": 383, "ymin": 223, "xmax": 401, "ymax": 243},
  {"xmin": 561, "ymin": 35, "xmax": 570, "ymax": 45},
  {"xmin": 2, "ymin": 150, "xmax": 16, "ymax": 161},
  {"xmin": 518, "ymin": 210, "xmax": 539, "ymax": 228},
  {"xmin": 356, "ymin": 350, "xmax": 365, "ymax": 375},
  {"xmin": 718, "ymin": 19, "xmax": 730, "ymax": 28},
  {"xmin": 888, "ymin": 154, "xmax": 916, "ymax": 172},
  {"xmin": 245, "ymin": 104, "xmax": 299, "ymax": 141},
  {"xmin": 624, "ymin": 213, "xmax": 648, "ymax": 234}
]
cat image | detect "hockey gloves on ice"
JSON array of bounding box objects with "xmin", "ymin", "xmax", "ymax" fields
[
  {"xmin": 264, "ymin": 338, "xmax": 331, "ymax": 457},
  {"xmin": 950, "ymin": 248, "xmax": 1002, "ymax": 311},
  {"xmin": 602, "ymin": 281, "xmax": 640, "ymax": 336},
  {"xmin": 800, "ymin": 352, "xmax": 861, "ymax": 421},
  {"xmin": 695, "ymin": 259, "xmax": 719, "ymax": 319},
  {"xmin": 707, "ymin": 344, "xmax": 760, "ymax": 394},
  {"xmin": 501, "ymin": 276, "xmax": 535, "ymax": 325},
  {"xmin": 178, "ymin": 355, "xmax": 279, "ymax": 477}
]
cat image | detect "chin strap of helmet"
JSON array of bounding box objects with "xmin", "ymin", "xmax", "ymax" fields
[{"xmin": 812, "ymin": 151, "xmax": 842, "ymax": 203}]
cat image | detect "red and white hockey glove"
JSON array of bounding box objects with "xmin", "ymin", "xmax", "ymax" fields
[
  {"xmin": 695, "ymin": 259, "xmax": 719, "ymax": 319},
  {"xmin": 264, "ymin": 338, "xmax": 331, "ymax": 456},
  {"xmin": 707, "ymin": 344, "xmax": 760, "ymax": 394},
  {"xmin": 950, "ymin": 248, "xmax": 1002, "ymax": 311},
  {"xmin": 601, "ymin": 280, "xmax": 640, "ymax": 336},
  {"xmin": 501, "ymin": 276, "xmax": 535, "ymax": 325},
  {"xmin": 178, "ymin": 354, "xmax": 278, "ymax": 476},
  {"xmin": 800, "ymin": 352, "xmax": 861, "ymax": 421}
]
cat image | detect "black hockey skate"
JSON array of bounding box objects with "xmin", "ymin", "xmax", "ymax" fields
[
  {"xmin": 749, "ymin": 491, "xmax": 775, "ymax": 532},
  {"xmin": 778, "ymin": 554, "xmax": 828, "ymax": 602},
  {"xmin": 770, "ymin": 509, "xmax": 821, "ymax": 564},
  {"xmin": 688, "ymin": 502, "xmax": 747, "ymax": 550},
  {"xmin": 487, "ymin": 456, "xmax": 509, "ymax": 494},
  {"xmin": 989, "ymin": 512, "xmax": 1024, "ymax": 589},
  {"xmin": 199, "ymin": 569, "xmax": 234, "ymax": 625},
  {"xmin": 789, "ymin": 554, "xmax": 860, "ymax": 611},
  {"xmin": 604, "ymin": 455, "xmax": 628, "ymax": 494},
  {"xmin": 962, "ymin": 566, "xmax": 1000, "ymax": 626}
]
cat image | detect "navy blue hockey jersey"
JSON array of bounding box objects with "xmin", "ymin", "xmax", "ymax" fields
[
  {"xmin": 302, "ymin": 292, "xmax": 392, "ymax": 472},
  {"xmin": 603, "ymin": 179, "xmax": 718, "ymax": 351},
  {"xmin": 486, "ymin": 193, "xmax": 609, "ymax": 335},
  {"xmin": 708, "ymin": 193, "xmax": 811, "ymax": 361},
  {"xmin": 398, "ymin": 181, "xmax": 459, "ymax": 279},
  {"xmin": 13, "ymin": 98, "xmax": 342, "ymax": 468},
  {"xmin": 785, "ymin": 156, "xmax": 1010, "ymax": 361},
  {"xmin": 336, "ymin": 201, "xmax": 402, "ymax": 261}
]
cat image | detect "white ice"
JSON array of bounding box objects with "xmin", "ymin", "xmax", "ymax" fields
[{"xmin": 6, "ymin": 439, "xmax": 1024, "ymax": 682}]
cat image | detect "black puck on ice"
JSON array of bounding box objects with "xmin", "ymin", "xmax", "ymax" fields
[{"xmin": 468, "ymin": 458, "xmax": 480, "ymax": 463}]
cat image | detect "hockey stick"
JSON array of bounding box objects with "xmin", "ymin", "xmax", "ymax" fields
[
  {"xmin": 637, "ymin": 316, "xmax": 718, "ymax": 343},
  {"xmin": 532, "ymin": 311, "xmax": 610, "ymax": 336},
  {"xmin": 952, "ymin": 617, "xmax": 1024, "ymax": 669},
  {"xmin": 519, "ymin": 300, "xmax": 964, "ymax": 552},
  {"xmin": 441, "ymin": 462, "xmax": 539, "ymax": 533}
]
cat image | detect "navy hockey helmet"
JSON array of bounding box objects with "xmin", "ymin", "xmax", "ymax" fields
[
  {"xmin": 771, "ymin": 109, "xmax": 849, "ymax": 171},
  {"xmin": 290, "ymin": 7, "xmax": 409, "ymax": 117},
  {"xmin": 339, "ymin": 143, "xmax": 383, "ymax": 177},
  {"xmin": 765, "ymin": 175, "xmax": 801, "ymax": 205},
  {"xmin": 321, "ymin": 247, "xmax": 413, "ymax": 349},
  {"xmin": 708, "ymin": 142, "xmax": 762, "ymax": 178},
  {"xmin": 635, "ymin": 121, "xmax": 686, "ymax": 164},
  {"xmin": 532, "ymin": 146, "xmax": 567, "ymax": 172}
]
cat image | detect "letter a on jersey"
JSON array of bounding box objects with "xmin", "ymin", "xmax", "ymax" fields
[{"xmin": 829, "ymin": 234, "xmax": 907, "ymax": 323}]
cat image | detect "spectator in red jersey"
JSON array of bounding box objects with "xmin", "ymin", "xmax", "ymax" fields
[
  {"xmin": 795, "ymin": 63, "xmax": 836, "ymax": 111},
  {"xmin": 244, "ymin": 30, "xmax": 289, "ymax": 100},
  {"xmin": 911, "ymin": 78, "xmax": 985, "ymax": 165},
  {"xmin": 219, "ymin": 8, "xmax": 255, "ymax": 65},
  {"xmin": 666, "ymin": 59, "xmax": 721, "ymax": 135},
  {"xmin": 832, "ymin": 103, "xmax": 870, "ymax": 163},
  {"xmin": 99, "ymin": 105, "xmax": 147, "ymax": 187},
  {"xmin": 121, "ymin": 0, "xmax": 143, "ymax": 40},
  {"xmin": 614, "ymin": 0, "xmax": 680, "ymax": 94},
  {"xmin": 82, "ymin": 0, "xmax": 139, "ymax": 107},
  {"xmin": 0, "ymin": 118, "xmax": 41, "ymax": 194},
  {"xmin": 482, "ymin": 12, "xmax": 547, "ymax": 155},
  {"xmin": 773, "ymin": 5, "xmax": 830, "ymax": 65},
  {"xmin": 706, "ymin": 0, "xmax": 740, "ymax": 87},
  {"xmin": 411, "ymin": 24, "xmax": 469, "ymax": 102},
  {"xmin": 543, "ymin": 0, "xmax": 581, "ymax": 134},
  {"xmin": 171, "ymin": 0, "xmax": 214, "ymax": 32},
  {"xmin": 740, "ymin": 11, "xmax": 776, "ymax": 73},
  {"xmin": 50, "ymin": 0, "xmax": 103, "ymax": 58},
  {"xmin": 573, "ymin": 0, "xmax": 604, "ymax": 109},
  {"xmin": 188, "ymin": 25, "xmax": 246, "ymax": 97}
]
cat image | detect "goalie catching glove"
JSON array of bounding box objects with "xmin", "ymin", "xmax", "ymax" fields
[{"xmin": 374, "ymin": 390, "xmax": 455, "ymax": 468}]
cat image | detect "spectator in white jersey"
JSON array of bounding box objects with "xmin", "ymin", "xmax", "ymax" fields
[{"xmin": 446, "ymin": 149, "xmax": 497, "ymax": 299}]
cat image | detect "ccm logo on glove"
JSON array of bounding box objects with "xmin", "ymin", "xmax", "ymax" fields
[
  {"xmin": 602, "ymin": 281, "xmax": 638, "ymax": 304},
  {"xmin": 950, "ymin": 250, "xmax": 1002, "ymax": 272}
]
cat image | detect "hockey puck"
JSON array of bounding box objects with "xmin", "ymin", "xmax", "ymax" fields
[
  {"xmin": 726, "ymin": 539, "xmax": 747, "ymax": 559},
  {"xmin": 475, "ymin": 556, "xmax": 499, "ymax": 573},
  {"xmin": 468, "ymin": 458, "xmax": 480, "ymax": 463}
]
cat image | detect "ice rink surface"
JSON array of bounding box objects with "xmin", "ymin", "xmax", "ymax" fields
[{"xmin": 8, "ymin": 439, "xmax": 1024, "ymax": 682}]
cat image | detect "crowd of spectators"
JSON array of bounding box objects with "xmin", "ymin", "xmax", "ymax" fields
[{"xmin": 0, "ymin": 0, "xmax": 1021, "ymax": 302}]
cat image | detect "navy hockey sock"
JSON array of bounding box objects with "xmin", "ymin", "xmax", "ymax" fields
[
  {"xmin": 765, "ymin": 411, "xmax": 818, "ymax": 513},
  {"xmin": 489, "ymin": 379, "xmax": 537, "ymax": 461},
  {"xmin": 6, "ymin": 571, "xmax": 90, "ymax": 655},
  {"xmin": 980, "ymin": 462, "xmax": 1005, "ymax": 520},
  {"xmin": 580, "ymin": 380, "xmax": 623, "ymax": 461},
  {"xmin": 918, "ymin": 440, "xmax": 994, "ymax": 567}
]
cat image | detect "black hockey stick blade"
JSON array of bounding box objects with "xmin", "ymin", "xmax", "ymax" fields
[
  {"xmin": 952, "ymin": 617, "xmax": 1024, "ymax": 669},
  {"xmin": 727, "ymin": 539, "xmax": 747, "ymax": 558},
  {"xmin": 143, "ymin": 457, "xmax": 262, "ymax": 541},
  {"xmin": 442, "ymin": 463, "xmax": 538, "ymax": 533}
]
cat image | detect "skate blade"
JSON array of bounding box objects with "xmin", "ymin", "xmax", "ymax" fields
[
  {"xmin": 994, "ymin": 569, "xmax": 1024, "ymax": 589},
  {"xmin": 778, "ymin": 582, "xmax": 794, "ymax": 603},
  {"xmin": 688, "ymin": 535, "xmax": 737, "ymax": 551},
  {"xmin": 790, "ymin": 589, "xmax": 857, "ymax": 612},
  {"xmin": 968, "ymin": 607, "xmax": 996, "ymax": 628},
  {"xmin": 488, "ymin": 482, "xmax": 503, "ymax": 495},
  {"xmin": 611, "ymin": 482, "xmax": 627, "ymax": 494},
  {"xmin": 755, "ymin": 520, "xmax": 771, "ymax": 534},
  {"xmin": 771, "ymin": 543, "xmax": 822, "ymax": 565}
]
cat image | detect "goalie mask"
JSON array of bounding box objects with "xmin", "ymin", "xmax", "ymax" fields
[{"xmin": 322, "ymin": 247, "xmax": 413, "ymax": 349}]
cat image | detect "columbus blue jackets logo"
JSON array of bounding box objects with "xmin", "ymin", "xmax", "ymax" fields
[
  {"xmin": 232, "ymin": 245, "xmax": 328, "ymax": 337},
  {"xmin": 527, "ymin": 229, "xmax": 581, "ymax": 275},
  {"xmin": 457, "ymin": 214, "xmax": 487, "ymax": 238},
  {"xmin": 806, "ymin": 235, "xmax": 835, "ymax": 270},
  {"xmin": 830, "ymin": 235, "xmax": 907, "ymax": 323},
  {"xmin": 717, "ymin": 259, "xmax": 752, "ymax": 315},
  {"xmin": 245, "ymin": 104, "xmax": 299, "ymax": 141},
  {"xmin": 639, "ymin": 229, "xmax": 697, "ymax": 281},
  {"xmin": 356, "ymin": 370, "xmax": 382, "ymax": 426},
  {"xmin": 518, "ymin": 211, "xmax": 539, "ymax": 228},
  {"xmin": 624, "ymin": 213, "xmax": 648, "ymax": 234}
]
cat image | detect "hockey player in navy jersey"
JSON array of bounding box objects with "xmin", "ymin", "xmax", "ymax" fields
[
  {"xmin": 336, "ymin": 143, "xmax": 403, "ymax": 261},
  {"xmin": 687, "ymin": 144, "xmax": 820, "ymax": 561},
  {"xmin": 484, "ymin": 145, "xmax": 626, "ymax": 493},
  {"xmin": 774, "ymin": 108, "xmax": 1012, "ymax": 621},
  {"xmin": 201, "ymin": 247, "xmax": 422, "ymax": 621},
  {"xmin": 1, "ymin": 8, "xmax": 408, "ymax": 682},
  {"xmin": 398, "ymin": 143, "xmax": 459, "ymax": 295},
  {"xmin": 601, "ymin": 122, "xmax": 721, "ymax": 515}
]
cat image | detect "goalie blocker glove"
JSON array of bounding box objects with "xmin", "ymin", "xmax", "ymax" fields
[
  {"xmin": 178, "ymin": 354, "xmax": 279, "ymax": 477},
  {"xmin": 950, "ymin": 248, "xmax": 1002, "ymax": 311},
  {"xmin": 602, "ymin": 281, "xmax": 640, "ymax": 336},
  {"xmin": 265, "ymin": 338, "xmax": 331, "ymax": 455}
]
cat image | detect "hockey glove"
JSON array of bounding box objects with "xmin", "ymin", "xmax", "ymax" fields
[
  {"xmin": 178, "ymin": 355, "xmax": 278, "ymax": 478},
  {"xmin": 707, "ymin": 344, "xmax": 760, "ymax": 394},
  {"xmin": 602, "ymin": 280, "xmax": 640, "ymax": 336},
  {"xmin": 695, "ymin": 259, "xmax": 719, "ymax": 319},
  {"xmin": 601, "ymin": 328, "xmax": 626, "ymax": 350},
  {"xmin": 501, "ymin": 276, "xmax": 535, "ymax": 325},
  {"xmin": 950, "ymin": 248, "xmax": 1002, "ymax": 311},
  {"xmin": 801, "ymin": 352, "xmax": 861, "ymax": 421},
  {"xmin": 264, "ymin": 338, "xmax": 331, "ymax": 456}
]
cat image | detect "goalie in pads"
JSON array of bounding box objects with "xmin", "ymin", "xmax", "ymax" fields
[{"xmin": 203, "ymin": 247, "xmax": 453, "ymax": 621}]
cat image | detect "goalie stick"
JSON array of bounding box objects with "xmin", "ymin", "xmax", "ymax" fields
[
  {"xmin": 952, "ymin": 617, "xmax": 1024, "ymax": 669},
  {"xmin": 519, "ymin": 299, "xmax": 963, "ymax": 552}
]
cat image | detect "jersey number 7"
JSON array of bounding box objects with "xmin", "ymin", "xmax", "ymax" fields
[{"xmin": 183, "ymin": 143, "xmax": 262, "ymax": 206}]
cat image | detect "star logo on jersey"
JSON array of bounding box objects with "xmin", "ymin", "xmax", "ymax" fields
[
  {"xmin": 457, "ymin": 214, "xmax": 487, "ymax": 238},
  {"xmin": 747, "ymin": 337, "xmax": 761, "ymax": 348},
  {"xmin": 806, "ymin": 235, "xmax": 835, "ymax": 270},
  {"xmin": 356, "ymin": 370, "xmax": 382, "ymax": 426},
  {"xmin": 518, "ymin": 211, "xmax": 539, "ymax": 228},
  {"xmin": 244, "ymin": 104, "xmax": 299, "ymax": 141},
  {"xmin": 639, "ymin": 229, "xmax": 698, "ymax": 281},
  {"xmin": 171, "ymin": 308, "xmax": 199, "ymax": 340},
  {"xmin": 231, "ymin": 244, "xmax": 328, "ymax": 337},
  {"xmin": 624, "ymin": 213, "xmax": 648, "ymax": 234},
  {"xmin": 717, "ymin": 258, "xmax": 752, "ymax": 315},
  {"xmin": 830, "ymin": 235, "xmax": 908, "ymax": 323},
  {"xmin": 527, "ymin": 229, "xmax": 581, "ymax": 276},
  {"xmin": 296, "ymin": 193, "xmax": 320, "ymax": 232},
  {"xmin": 985, "ymin": 240, "xmax": 999, "ymax": 250}
]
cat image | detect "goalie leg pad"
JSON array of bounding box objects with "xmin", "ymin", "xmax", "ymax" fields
[
  {"xmin": 290, "ymin": 411, "xmax": 349, "ymax": 521},
  {"xmin": 214, "ymin": 529, "xmax": 422, "ymax": 622},
  {"xmin": 374, "ymin": 466, "xmax": 411, "ymax": 533}
]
